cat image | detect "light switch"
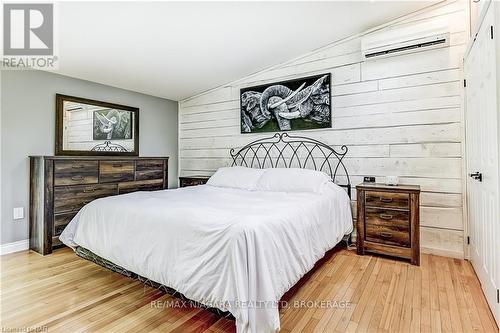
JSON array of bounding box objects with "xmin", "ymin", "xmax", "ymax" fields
[{"xmin": 13, "ymin": 207, "xmax": 24, "ymax": 220}]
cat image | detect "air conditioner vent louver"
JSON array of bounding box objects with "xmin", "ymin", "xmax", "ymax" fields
[
  {"xmin": 364, "ymin": 37, "xmax": 448, "ymax": 59},
  {"xmin": 361, "ymin": 18, "xmax": 450, "ymax": 61}
]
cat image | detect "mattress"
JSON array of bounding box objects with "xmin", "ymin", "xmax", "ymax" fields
[{"xmin": 60, "ymin": 183, "xmax": 353, "ymax": 333}]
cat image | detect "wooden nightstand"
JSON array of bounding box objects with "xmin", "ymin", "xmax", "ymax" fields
[
  {"xmin": 179, "ymin": 176, "xmax": 209, "ymax": 188},
  {"xmin": 356, "ymin": 183, "xmax": 420, "ymax": 265}
]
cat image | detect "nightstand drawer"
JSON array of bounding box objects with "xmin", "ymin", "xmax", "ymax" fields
[
  {"xmin": 365, "ymin": 191, "xmax": 409, "ymax": 210},
  {"xmin": 179, "ymin": 177, "xmax": 209, "ymax": 187},
  {"xmin": 365, "ymin": 207, "xmax": 409, "ymax": 231},
  {"xmin": 365, "ymin": 224, "xmax": 410, "ymax": 247}
]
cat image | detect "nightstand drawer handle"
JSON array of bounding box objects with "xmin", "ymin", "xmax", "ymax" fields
[
  {"xmin": 379, "ymin": 213, "xmax": 393, "ymax": 220},
  {"xmin": 72, "ymin": 165, "xmax": 84, "ymax": 169},
  {"xmin": 71, "ymin": 176, "xmax": 84, "ymax": 181},
  {"xmin": 380, "ymin": 197, "xmax": 393, "ymax": 203},
  {"xmin": 83, "ymin": 187, "xmax": 95, "ymax": 193},
  {"xmin": 379, "ymin": 232, "xmax": 393, "ymax": 238},
  {"xmin": 112, "ymin": 163, "xmax": 123, "ymax": 168}
]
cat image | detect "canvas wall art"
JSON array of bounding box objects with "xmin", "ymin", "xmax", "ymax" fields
[{"xmin": 240, "ymin": 73, "xmax": 331, "ymax": 133}]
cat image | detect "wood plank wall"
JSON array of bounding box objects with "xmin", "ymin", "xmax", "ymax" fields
[{"xmin": 178, "ymin": 1, "xmax": 468, "ymax": 258}]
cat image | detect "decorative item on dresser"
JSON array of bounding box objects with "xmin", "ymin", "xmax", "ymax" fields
[
  {"xmin": 29, "ymin": 156, "xmax": 168, "ymax": 255},
  {"xmin": 179, "ymin": 176, "xmax": 210, "ymax": 188},
  {"xmin": 356, "ymin": 183, "xmax": 420, "ymax": 265}
]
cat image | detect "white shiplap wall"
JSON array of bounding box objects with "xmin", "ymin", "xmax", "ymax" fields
[{"xmin": 178, "ymin": 1, "xmax": 468, "ymax": 258}]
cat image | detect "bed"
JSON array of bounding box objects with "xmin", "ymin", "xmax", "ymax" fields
[{"xmin": 60, "ymin": 133, "xmax": 353, "ymax": 333}]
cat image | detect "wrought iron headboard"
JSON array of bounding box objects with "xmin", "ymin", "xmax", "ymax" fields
[{"xmin": 230, "ymin": 133, "xmax": 351, "ymax": 198}]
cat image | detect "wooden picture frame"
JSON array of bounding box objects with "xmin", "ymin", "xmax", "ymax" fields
[{"xmin": 55, "ymin": 94, "xmax": 139, "ymax": 156}]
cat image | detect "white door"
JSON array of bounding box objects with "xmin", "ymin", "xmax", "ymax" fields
[{"xmin": 465, "ymin": 2, "xmax": 500, "ymax": 324}]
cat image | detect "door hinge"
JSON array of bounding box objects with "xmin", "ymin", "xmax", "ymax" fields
[
  {"xmin": 464, "ymin": 79, "xmax": 467, "ymax": 87},
  {"xmin": 491, "ymin": 26, "xmax": 494, "ymax": 39}
]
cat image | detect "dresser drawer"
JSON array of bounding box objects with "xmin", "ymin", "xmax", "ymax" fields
[
  {"xmin": 54, "ymin": 160, "xmax": 98, "ymax": 186},
  {"xmin": 136, "ymin": 159, "xmax": 164, "ymax": 171},
  {"xmin": 54, "ymin": 184, "xmax": 117, "ymax": 213},
  {"xmin": 365, "ymin": 207, "xmax": 409, "ymax": 231},
  {"xmin": 365, "ymin": 191, "xmax": 409, "ymax": 210},
  {"xmin": 52, "ymin": 236, "xmax": 63, "ymax": 248},
  {"xmin": 136, "ymin": 170, "xmax": 164, "ymax": 181},
  {"xmin": 365, "ymin": 224, "xmax": 410, "ymax": 247},
  {"xmin": 54, "ymin": 212, "xmax": 77, "ymax": 236},
  {"xmin": 99, "ymin": 161, "xmax": 135, "ymax": 183},
  {"xmin": 118, "ymin": 179, "xmax": 164, "ymax": 194}
]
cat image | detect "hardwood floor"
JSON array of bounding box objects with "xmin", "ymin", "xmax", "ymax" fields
[{"xmin": 1, "ymin": 247, "xmax": 497, "ymax": 333}]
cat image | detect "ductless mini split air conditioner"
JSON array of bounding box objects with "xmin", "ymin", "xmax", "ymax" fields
[{"xmin": 361, "ymin": 18, "xmax": 450, "ymax": 60}]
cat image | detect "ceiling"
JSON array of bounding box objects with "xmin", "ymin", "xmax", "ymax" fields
[{"xmin": 55, "ymin": 1, "xmax": 438, "ymax": 101}]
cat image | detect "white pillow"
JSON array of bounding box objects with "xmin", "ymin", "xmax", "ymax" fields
[
  {"xmin": 254, "ymin": 168, "xmax": 331, "ymax": 193},
  {"xmin": 206, "ymin": 166, "xmax": 265, "ymax": 190}
]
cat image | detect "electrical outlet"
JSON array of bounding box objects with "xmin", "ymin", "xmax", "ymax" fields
[{"xmin": 13, "ymin": 207, "xmax": 24, "ymax": 220}]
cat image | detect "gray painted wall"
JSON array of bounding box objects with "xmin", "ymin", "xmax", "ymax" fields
[{"xmin": 0, "ymin": 70, "xmax": 178, "ymax": 245}]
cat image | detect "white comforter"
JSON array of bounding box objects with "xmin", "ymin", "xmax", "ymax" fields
[{"xmin": 60, "ymin": 183, "xmax": 353, "ymax": 333}]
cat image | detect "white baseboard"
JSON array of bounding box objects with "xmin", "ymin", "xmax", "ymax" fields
[
  {"xmin": 421, "ymin": 246, "xmax": 464, "ymax": 259},
  {"xmin": 0, "ymin": 239, "xmax": 29, "ymax": 255}
]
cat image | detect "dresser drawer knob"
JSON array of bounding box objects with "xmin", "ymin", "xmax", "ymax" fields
[
  {"xmin": 379, "ymin": 232, "xmax": 393, "ymax": 238},
  {"xmin": 380, "ymin": 197, "xmax": 393, "ymax": 203},
  {"xmin": 71, "ymin": 175, "xmax": 84, "ymax": 181},
  {"xmin": 379, "ymin": 213, "xmax": 393, "ymax": 220}
]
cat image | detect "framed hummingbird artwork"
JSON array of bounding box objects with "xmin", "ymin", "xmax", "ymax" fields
[{"xmin": 55, "ymin": 94, "xmax": 139, "ymax": 156}]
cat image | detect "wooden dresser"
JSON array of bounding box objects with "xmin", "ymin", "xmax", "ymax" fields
[
  {"xmin": 356, "ymin": 183, "xmax": 420, "ymax": 265},
  {"xmin": 179, "ymin": 176, "xmax": 210, "ymax": 187},
  {"xmin": 29, "ymin": 156, "xmax": 168, "ymax": 255}
]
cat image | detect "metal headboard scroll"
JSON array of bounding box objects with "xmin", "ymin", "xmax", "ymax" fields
[{"xmin": 230, "ymin": 133, "xmax": 351, "ymax": 198}]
